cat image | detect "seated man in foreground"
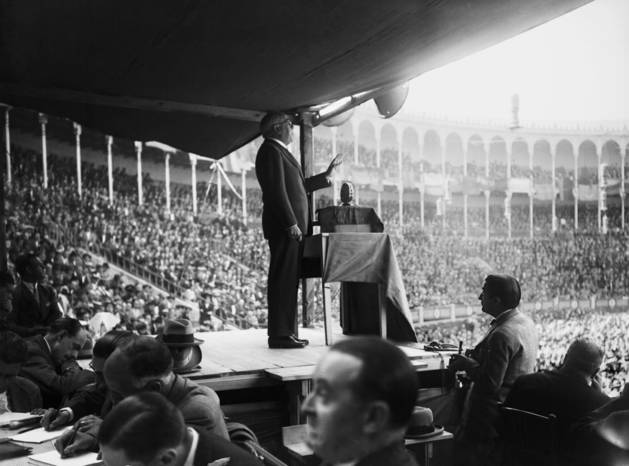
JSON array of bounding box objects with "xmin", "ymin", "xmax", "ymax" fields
[
  {"xmin": 19, "ymin": 317, "xmax": 94, "ymax": 408},
  {"xmin": 0, "ymin": 330, "xmax": 42, "ymax": 412},
  {"xmin": 505, "ymin": 338, "xmax": 609, "ymax": 448},
  {"xmin": 301, "ymin": 337, "xmax": 419, "ymax": 466},
  {"xmin": 55, "ymin": 336, "xmax": 228, "ymax": 457},
  {"xmin": 449, "ymin": 274, "xmax": 538, "ymax": 466},
  {"xmin": 98, "ymin": 392, "xmax": 262, "ymax": 466}
]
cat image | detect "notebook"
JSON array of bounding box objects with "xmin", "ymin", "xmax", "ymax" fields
[
  {"xmin": 0, "ymin": 412, "xmax": 40, "ymax": 427},
  {"xmin": 10, "ymin": 427, "xmax": 67, "ymax": 443},
  {"xmin": 28, "ymin": 451, "xmax": 102, "ymax": 466}
]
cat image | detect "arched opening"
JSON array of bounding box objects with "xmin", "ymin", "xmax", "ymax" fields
[
  {"xmin": 511, "ymin": 139, "xmax": 531, "ymax": 237},
  {"xmin": 402, "ymin": 128, "xmax": 421, "ymax": 223},
  {"xmin": 577, "ymin": 140, "xmax": 598, "ymax": 231},
  {"xmin": 601, "ymin": 140, "xmax": 621, "ymax": 229},
  {"xmin": 532, "ymin": 140, "xmax": 553, "ymax": 235},
  {"xmin": 445, "ymin": 132, "xmax": 464, "ymax": 234},
  {"xmin": 381, "ymin": 124, "xmax": 400, "ymax": 224},
  {"xmin": 555, "ymin": 139, "xmax": 575, "ymax": 229},
  {"xmin": 489, "ymin": 136, "xmax": 507, "ymax": 237},
  {"xmin": 466, "ymin": 135, "xmax": 486, "ymax": 237}
]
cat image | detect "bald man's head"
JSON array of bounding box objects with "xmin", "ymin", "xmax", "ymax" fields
[{"xmin": 563, "ymin": 339, "xmax": 604, "ymax": 376}]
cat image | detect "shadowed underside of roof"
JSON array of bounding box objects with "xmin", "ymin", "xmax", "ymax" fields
[{"xmin": 0, "ymin": 0, "xmax": 591, "ymax": 159}]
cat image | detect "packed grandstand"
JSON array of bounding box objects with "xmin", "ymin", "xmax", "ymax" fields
[{"xmin": 3, "ymin": 106, "xmax": 629, "ymax": 396}]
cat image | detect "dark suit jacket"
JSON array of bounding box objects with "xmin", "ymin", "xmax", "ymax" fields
[
  {"xmin": 192, "ymin": 428, "xmax": 263, "ymax": 466},
  {"xmin": 6, "ymin": 376, "xmax": 42, "ymax": 412},
  {"xmin": 506, "ymin": 369, "xmax": 609, "ymax": 431},
  {"xmin": 19, "ymin": 335, "xmax": 95, "ymax": 408},
  {"xmin": 9, "ymin": 282, "xmax": 62, "ymax": 336},
  {"xmin": 255, "ymin": 139, "xmax": 330, "ymax": 239},
  {"xmin": 321, "ymin": 442, "xmax": 418, "ymax": 466}
]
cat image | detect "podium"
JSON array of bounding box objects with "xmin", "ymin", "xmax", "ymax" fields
[{"xmin": 302, "ymin": 231, "xmax": 416, "ymax": 345}]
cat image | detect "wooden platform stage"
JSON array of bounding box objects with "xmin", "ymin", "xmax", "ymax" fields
[
  {"xmin": 186, "ymin": 327, "xmax": 450, "ymax": 391},
  {"xmin": 184, "ymin": 328, "xmax": 453, "ymax": 461}
]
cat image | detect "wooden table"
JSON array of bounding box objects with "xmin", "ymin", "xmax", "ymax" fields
[{"xmin": 282, "ymin": 424, "xmax": 453, "ymax": 466}]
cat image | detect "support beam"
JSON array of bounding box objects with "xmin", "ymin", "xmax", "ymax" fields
[
  {"xmin": 241, "ymin": 169, "xmax": 247, "ymax": 225},
  {"xmin": 300, "ymin": 113, "xmax": 315, "ymax": 329},
  {"xmin": 463, "ymin": 144, "xmax": 468, "ymax": 238},
  {"xmin": 331, "ymin": 128, "xmax": 338, "ymax": 205},
  {"xmin": 0, "ymin": 82, "xmax": 264, "ymax": 122},
  {"xmin": 3, "ymin": 107, "xmax": 10, "ymax": 187},
  {"xmin": 621, "ymin": 144, "xmax": 626, "ymax": 230},
  {"xmin": 375, "ymin": 131, "xmax": 382, "ymax": 217},
  {"xmin": 39, "ymin": 113, "xmax": 48, "ymax": 188},
  {"xmin": 106, "ymin": 135, "xmax": 114, "ymax": 204},
  {"xmin": 190, "ymin": 154, "xmax": 198, "ymax": 216},
  {"xmin": 216, "ymin": 162, "xmax": 223, "ymax": 215},
  {"xmin": 164, "ymin": 152, "xmax": 171, "ymax": 213},
  {"xmin": 0, "ymin": 128, "xmax": 6, "ymax": 271},
  {"xmin": 574, "ymin": 152, "xmax": 578, "ymax": 230},
  {"xmin": 135, "ymin": 141, "xmax": 143, "ymax": 206},
  {"xmin": 398, "ymin": 145, "xmax": 403, "ymax": 226},
  {"xmin": 73, "ymin": 123, "xmax": 82, "ymax": 198},
  {"xmin": 551, "ymin": 145, "xmax": 557, "ymax": 232}
]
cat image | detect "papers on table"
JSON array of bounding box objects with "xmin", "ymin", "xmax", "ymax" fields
[
  {"xmin": 10, "ymin": 427, "xmax": 67, "ymax": 444},
  {"xmin": 0, "ymin": 412, "xmax": 39, "ymax": 426},
  {"xmin": 28, "ymin": 450, "xmax": 102, "ymax": 466}
]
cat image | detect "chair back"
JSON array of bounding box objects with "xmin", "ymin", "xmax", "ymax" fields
[{"xmin": 500, "ymin": 405, "xmax": 558, "ymax": 466}]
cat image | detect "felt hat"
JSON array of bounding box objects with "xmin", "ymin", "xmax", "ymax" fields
[
  {"xmin": 158, "ymin": 319, "xmax": 204, "ymax": 347},
  {"xmin": 405, "ymin": 406, "xmax": 444, "ymax": 439},
  {"xmin": 157, "ymin": 319, "xmax": 203, "ymax": 374}
]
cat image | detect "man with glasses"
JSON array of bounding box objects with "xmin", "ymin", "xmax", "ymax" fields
[{"xmin": 256, "ymin": 112, "xmax": 342, "ymax": 349}]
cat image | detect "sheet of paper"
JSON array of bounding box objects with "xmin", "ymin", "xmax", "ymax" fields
[
  {"xmin": 10, "ymin": 427, "xmax": 66, "ymax": 444},
  {"xmin": 28, "ymin": 450, "xmax": 102, "ymax": 466},
  {"xmin": 0, "ymin": 412, "xmax": 38, "ymax": 425}
]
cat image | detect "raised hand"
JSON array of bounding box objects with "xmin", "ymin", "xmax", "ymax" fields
[{"xmin": 326, "ymin": 154, "xmax": 343, "ymax": 177}]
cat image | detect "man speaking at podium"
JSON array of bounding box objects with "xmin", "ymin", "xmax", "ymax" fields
[{"xmin": 255, "ymin": 112, "xmax": 342, "ymax": 349}]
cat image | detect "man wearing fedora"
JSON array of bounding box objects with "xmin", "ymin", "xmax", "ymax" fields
[
  {"xmin": 301, "ymin": 337, "xmax": 419, "ymax": 465},
  {"xmin": 158, "ymin": 319, "xmax": 203, "ymax": 374},
  {"xmin": 450, "ymin": 274, "xmax": 538, "ymax": 466}
]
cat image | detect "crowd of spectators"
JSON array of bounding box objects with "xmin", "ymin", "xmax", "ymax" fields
[{"xmin": 4, "ymin": 136, "xmax": 629, "ymax": 338}]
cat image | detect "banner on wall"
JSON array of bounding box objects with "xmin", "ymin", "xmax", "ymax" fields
[
  {"xmin": 509, "ymin": 177, "xmax": 533, "ymax": 193},
  {"xmin": 577, "ymin": 184, "xmax": 598, "ymax": 201}
]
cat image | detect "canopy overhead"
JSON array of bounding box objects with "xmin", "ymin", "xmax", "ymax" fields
[{"xmin": 0, "ymin": 0, "xmax": 591, "ymax": 159}]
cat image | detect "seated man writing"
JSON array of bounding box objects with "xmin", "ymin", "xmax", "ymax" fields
[
  {"xmin": 19, "ymin": 317, "xmax": 94, "ymax": 408},
  {"xmin": 54, "ymin": 336, "xmax": 228, "ymax": 457},
  {"xmin": 98, "ymin": 392, "xmax": 262, "ymax": 466}
]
